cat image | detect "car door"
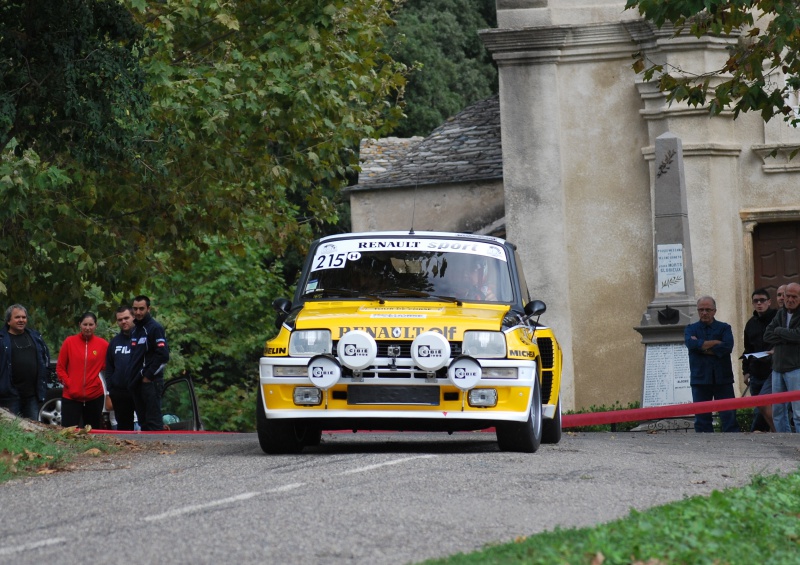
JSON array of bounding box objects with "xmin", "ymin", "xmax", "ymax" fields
[{"xmin": 161, "ymin": 375, "xmax": 203, "ymax": 431}]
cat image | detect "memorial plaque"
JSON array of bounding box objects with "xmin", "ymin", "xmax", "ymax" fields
[
  {"xmin": 656, "ymin": 244, "xmax": 685, "ymax": 293},
  {"xmin": 642, "ymin": 342, "xmax": 692, "ymax": 407}
]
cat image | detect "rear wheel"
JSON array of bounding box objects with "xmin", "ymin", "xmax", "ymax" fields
[
  {"xmin": 496, "ymin": 377, "xmax": 542, "ymax": 453},
  {"xmin": 542, "ymin": 397, "xmax": 562, "ymax": 444},
  {"xmin": 256, "ymin": 387, "xmax": 308, "ymax": 454}
]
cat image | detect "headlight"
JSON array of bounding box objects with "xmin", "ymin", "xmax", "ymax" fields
[
  {"xmin": 272, "ymin": 366, "xmax": 309, "ymax": 377},
  {"xmin": 482, "ymin": 367, "xmax": 518, "ymax": 379},
  {"xmin": 462, "ymin": 331, "xmax": 506, "ymax": 358},
  {"xmin": 289, "ymin": 330, "xmax": 332, "ymax": 356}
]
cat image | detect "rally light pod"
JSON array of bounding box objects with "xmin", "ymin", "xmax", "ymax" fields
[
  {"xmin": 307, "ymin": 355, "xmax": 342, "ymax": 390},
  {"xmin": 336, "ymin": 330, "xmax": 378, "ymax": 371},
  {"xmin": 411, "ymin": 331, "xmax": 452, "ymax": 372},
  {"xmin": 447, "ymin": 356, "xmax": 482, "ymax": 390}
]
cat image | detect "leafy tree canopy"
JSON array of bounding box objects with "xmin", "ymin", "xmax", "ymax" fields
[
  {"xmin": 388, "ymin": 0, "xmax": 497, "ymax": 137},
  {"xmin": 627, "ymin": 0, "xmax": 800, "ymax": 124},
  {"xmin": 0, "ymin": 0, "xmax": 406, "ymax": 324}
]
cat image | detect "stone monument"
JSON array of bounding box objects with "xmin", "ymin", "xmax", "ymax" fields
[{"xmin": 635, "ymin": 132, "xmax": 696, "ymax": 408}]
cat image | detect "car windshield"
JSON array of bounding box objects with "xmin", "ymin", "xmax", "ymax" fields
[{"xmin": 300, "ymin": 236, "xmax": 513, "ymax": 303}]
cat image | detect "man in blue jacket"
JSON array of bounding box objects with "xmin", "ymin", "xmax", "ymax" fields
[
  {"xmin": 684, "ymin": 296, "xmax": 739, "ymax": 433},
  {"xmin": 106, "ymin": 305, "xmax": 137, "ymax": 430},
  {"xmin": 129, "ymin": 295, "xmax": 170, "ymax": 431},
  {"xmin": 0, "ymin": 304, "xmax": 51, "ymax": 420}
]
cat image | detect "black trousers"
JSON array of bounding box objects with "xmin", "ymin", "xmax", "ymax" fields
[{"xmin": 61, "ymin": 395, "xmax": 104, "ymax": 429}]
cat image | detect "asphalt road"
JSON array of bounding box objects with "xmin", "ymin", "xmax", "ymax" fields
[{"xmin": 1, "ymin": 430, "xmax": 799, "ymax": 564}]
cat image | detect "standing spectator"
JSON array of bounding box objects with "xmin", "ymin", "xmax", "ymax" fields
[
  {"xmin": 105, "ymin": 306, "xmax": 137, "ymax": 430},
  {"xmin": 56, "ymin": 312, "xmax": 109, "ymax": 429},
  {"xmin": 764, "ymin": 282, "xmax": 800, "ymax": 433},
  {"xmin": 0, "ymin": 304, "xmax": 51, "ymax": 419},
  {"xmin": 130, "ymin": 295, "xmax": 169, "ymax": 431},
  {"xmin": 742, "ymin": 288, "xmax": 777, "ymax": 432},
  {"xmin": 684, "ymin": 296, "xmax": 740, "ymax": 433},
  {"xmin": 777, "ymin": 284, "xmax": 787, "ymax": 308}
]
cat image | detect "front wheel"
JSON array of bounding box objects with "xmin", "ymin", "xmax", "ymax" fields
[
  {"xmin": 542, "ymin": 397, "xmax": 562, "ymax": 444},
  {"xmin": 256, "ymin": 387, "xmax": 308, "ymax": 455},
  {"xmin": 496, "ymin": 376, "xmax": 542, "ymax": 453}
]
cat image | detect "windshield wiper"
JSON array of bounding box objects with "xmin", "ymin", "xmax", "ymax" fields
[
  {"xmin": 304, "ymin": 287, "xmax": 385, "ymax": 303},
  {"xmin": 378, "ymin": 288, "xmax": 462, "ymax": 305}
]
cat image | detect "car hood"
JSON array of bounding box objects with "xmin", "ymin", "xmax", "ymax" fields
[{"xmin": 294, "ymin": 301, "xmax": 509, "ymax": 340}]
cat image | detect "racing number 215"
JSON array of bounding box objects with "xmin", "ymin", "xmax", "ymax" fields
[{"xmin": 314, "ymin": 253, "xmax": 347, "ymax": 270}]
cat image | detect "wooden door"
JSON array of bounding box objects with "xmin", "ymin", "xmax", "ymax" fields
[{"xmin": 753, "ymin": 221, "xmax": 800, "ymax": 297}]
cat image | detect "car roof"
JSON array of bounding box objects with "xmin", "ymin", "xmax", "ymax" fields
[{"xmin": 316, "ymin": 231, "xmax": 511, "ymax": 247}]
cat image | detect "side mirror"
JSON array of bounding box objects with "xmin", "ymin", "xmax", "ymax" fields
[
  {"xmin": 524, "ymin": 300, "xmax": 546, "ymax": 318},
  {"xmin": 272, "ymin": 298, "xmax": 292, "ymax": 329},
  {"xmin": 272, "ymin": 297, "xmax": 292, "ymax": 315}
]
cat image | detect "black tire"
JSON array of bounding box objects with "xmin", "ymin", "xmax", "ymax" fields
[
  {"xmin": 256, "ymin": 387, "xmax": 307, "ymax": 455},
  {"xmin": 39, "ymin": 391, "xmax": 62, "ymax": 426},
  {"xmin": 542, "ymin": 397, "xmax": 562, "ymax": 444},
  {"xmin": 496, "ymin": 376, "xmax": 542, "ymax": 453},
  {"xmin": 304, "ymin": 427, "xmax": 322, "ymax": 447}
]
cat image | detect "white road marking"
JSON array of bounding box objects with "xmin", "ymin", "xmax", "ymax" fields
[
  {"xmin": 264, "ymin": 482, "xmax": 305, "ymax": 493},
  {"xmin": 144, "ymin": 491, "xmax": 262, "ymax": 522},
  {"xmin": 144, "ymin": 456, "xmax": 436, "ymax": 522},
  {"xmin": 0, "ymin": 538, "xmax": 66, "ymax": 556},
  {"xmin": 337, "ymin": 455, "xmax": 437, "ymax": 475}
]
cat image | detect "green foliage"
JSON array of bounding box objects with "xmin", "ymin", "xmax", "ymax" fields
[
  {"xmin": 0, "ymin": 0, "xmax": 406, "ymax": 326},
  {"xmin": 627, "ymin": 0, "xmax": 800, "ymax": 125},
  {"xmin": 0, "ymin": 0, "xmax": 158, "ymax": 168},
  {"xmin": 424, "ymin": 471, "xmax": 800, "ymax": 564},
  {"xmin": 388, "ymin": 0, "xmax": 497, "ymax": 137},
  {"xmin": 566, "ymin": 401, "xmax": 642, "ymax": 432},
  {"xmin": 150, "ymin": 231, "xmax": 286, "ymax": 387},
  {"xmin": 196, "ymin": 384, "xmax": 256, "ymax": 433}
]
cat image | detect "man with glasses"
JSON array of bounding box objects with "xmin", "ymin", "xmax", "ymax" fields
[
  {"xmin": 764, "ymin": 282, "xmax": 800, "ymax": 432},
  {"xmin": 685, "ymin": 296, "xmax": 739, "ymax": 432},
  {"xmin": 742, "ymin": 288, "xmax": 777, "ymax": 432}
]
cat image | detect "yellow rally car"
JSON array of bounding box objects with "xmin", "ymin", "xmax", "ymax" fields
[{"xmin": 258, "ymin": 231, "xmax": 563, "ymax": 453}]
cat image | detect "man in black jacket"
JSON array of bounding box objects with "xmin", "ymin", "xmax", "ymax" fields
[
  {"xmin": 106, "ymin": 305, "xmax": 137, "ymax": 430},
  {"xmin": 742, "ymin": 288, "xmax": 777, "ymax": 432},
  {"xmin": 130, "ymin": 295, "xmax": 170, "ymax": 431}
]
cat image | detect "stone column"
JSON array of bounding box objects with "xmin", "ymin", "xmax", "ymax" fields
[{"xmin": 635, "ymin": 133, "xmax": 695, "ymax": 406}]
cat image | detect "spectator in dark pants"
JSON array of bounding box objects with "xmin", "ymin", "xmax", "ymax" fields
[
  {"xmin": 685, "ymin": 296, "xmax": 739, "ymax": 433},
  {"xmin": 129, "ymin": 296, "xmax": 169, "ymax": 431},
  {"xmin": 0, "ymin": 304, "xmax": 50, "ymax": 420},
  {"xmin": 105, "ymin": 306, "xmax": 137, "ymax": 430},
  {"xmin": 741, "ymin": 288, "xmax": 777, "ymax": 432},
  {"xmin": 56, "ymin": 312, "xmax": 108, "ymax": 429}
]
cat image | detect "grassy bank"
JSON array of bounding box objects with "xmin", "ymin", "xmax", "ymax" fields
[
  {"xmin": 422, "ymin": 470, "xmax": 800, "ymax": 564},
  {"xmin": 0, "ymin": 417, "xmax": 116, "ymax": 482}
]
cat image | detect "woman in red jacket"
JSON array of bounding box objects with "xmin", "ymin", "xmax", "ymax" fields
[{"xmin": 56, "ymin": 312, "xmax": 109, "ymax": 428}]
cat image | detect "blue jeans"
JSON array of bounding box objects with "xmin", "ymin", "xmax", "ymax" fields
[
  {"xmin": 771, "ymin": 368, "xmax": 800, "ymax": 433},
  {"xmin": 0, "ymin": 395, "xmax": 41, "ymax": 420},
  {"xmin": 691, "ymin": 384, "xmax": 739, "ymax": 433}
]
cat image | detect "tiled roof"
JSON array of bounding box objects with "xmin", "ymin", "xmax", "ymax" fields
[{"xmin": 352, "ymin": 95, "xmax": 502, "ymax": 191}]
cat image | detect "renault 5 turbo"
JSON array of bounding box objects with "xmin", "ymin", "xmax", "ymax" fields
[{"xmin": 258, "ymin": 231, "xmax": 563, "ymax": 453}]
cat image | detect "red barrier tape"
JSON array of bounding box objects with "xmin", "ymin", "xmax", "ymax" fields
[
  {"xmin": 562, "ymin": 390, "xmax": 800, "ymax": 428},
  {"xmin": 87, "ymin": 391, "xmax": 800, "ymax": 433}
]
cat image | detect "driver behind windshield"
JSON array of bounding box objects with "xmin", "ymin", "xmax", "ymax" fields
[{"xmin": 453, "ymin": 256, "xmax": 497, "ymax": 301}]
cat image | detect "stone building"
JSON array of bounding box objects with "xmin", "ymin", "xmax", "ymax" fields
[
  {"xmin": 348, "ymin": 96, "xmax": 504, "ymax": 236},
  {"xmin": 351, "ymin": 0, "xmax": 800, "ymax": 411}
]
